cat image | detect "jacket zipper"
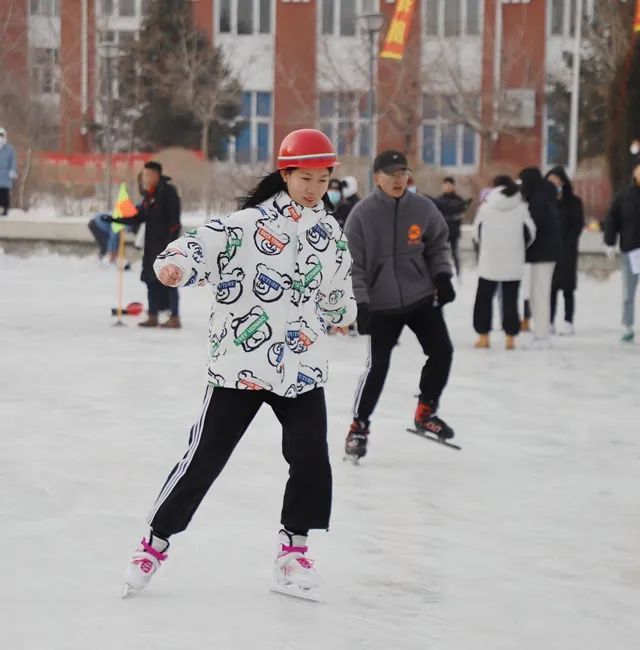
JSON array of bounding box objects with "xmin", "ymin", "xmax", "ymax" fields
[{"xmin": 393, "ymin": 199, "xmax": 405, "ymax": 308}]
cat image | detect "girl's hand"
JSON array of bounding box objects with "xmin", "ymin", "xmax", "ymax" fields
[{"xmin": 158, "ymin": 264, "xmax": 183, "ymax": 287}]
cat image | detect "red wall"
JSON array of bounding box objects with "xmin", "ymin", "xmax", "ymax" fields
[
  {"xmin": 481, "ymin": 0, "xmax": 546, "ymax": 171},
  {"xmin": 193, "ymin": 0, "xmax": 214, "ymax": 42},
  {"xmin": 59, "ymin": 0, "xmax": 96, "ymax": 153},
  {"xmin": 0, "ymin": 0, "xmax": 29, "ymax": 96},
  {"xmin": 273, "ymin": 0, "xmax": 318, "ymax": 161}
]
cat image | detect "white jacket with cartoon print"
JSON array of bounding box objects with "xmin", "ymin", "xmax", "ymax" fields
[{"xmin": 153, "ymin": 191, "xmax": 357, "ymax": 397}]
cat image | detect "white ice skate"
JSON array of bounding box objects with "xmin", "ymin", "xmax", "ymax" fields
[
  {"xmin": 271, "ymin": 530, "xmax": 319, "ymax": 602},
  {"xmin": 123, "ymin": 536, "xmax": 169, "ymax": 597}
]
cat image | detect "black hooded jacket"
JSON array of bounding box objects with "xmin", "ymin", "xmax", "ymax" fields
[
  {"xmin": 519, "ymin": 168, "xmax": 562, "ymax": 264},
  {"xmin": 545, "ymin": 166, "xmax": 584, "ymax": 291},
  {"xmin": 604, "ymin": 179, "xmax": 640, "ymax": 253},
  {"xmin": 123, "ymin": 175, "xmax": 182, "ymax": 284}
]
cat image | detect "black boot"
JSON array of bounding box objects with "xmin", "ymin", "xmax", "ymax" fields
[
  {"xmin": 414, "ymin": 401, "xmax": 454, "ymax": 440},
  {"xmin": 345, "ymin": 419, "xmax": 370, "ymax": 459}
]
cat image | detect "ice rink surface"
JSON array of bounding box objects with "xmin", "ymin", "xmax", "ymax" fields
[{"xmin": 1, "ymin": 252, "xmax": 638, "ymax": 650}]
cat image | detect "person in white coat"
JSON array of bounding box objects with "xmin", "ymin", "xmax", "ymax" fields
[
  {"xmin": 472, "ymin": 176, "xmax": 536, "ymax": 350},
  {"xmin": 123, "ymin": 129, "xmax": 356, "ymax": 600}
]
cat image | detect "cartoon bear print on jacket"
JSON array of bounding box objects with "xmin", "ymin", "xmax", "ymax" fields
[
  {"xmin": 186, "ymin": 239, "xmax": 204, "ymax": 264},
  {"xmin": 335, "ymin": 238, "xmax": 348, "ymax": 267},
  {"xmin": 217, "ymin": 267, "xmax": 245, "ymax": 304},
  {"xmin": 217, "ymin": 226, "xmax": 244, "ymax": 274},
  {"xmin": 254, "ymin": 218, "xmax": 290, "ymax": 256},
  {"xmin": 285, "ymin": 318, "xmax": 319, "ymax": 354},
  {"xmin": 253, "ymin": 263, "xmax": 292, "ymax": 303},
  {"xmin": 306, "ymin": 221, "xmax": 333, "ymax": 252},
  {"xmin": 291, "ymin": 254, "xmax": 323, "ymax": 306},
  {"xmin": 236, "ymin": 370, "xmax": 273, "ymax": 391},
  {"xmin": 267, "ymin": 341, "xmax": 285, "ymax": 375},
  {"xmin": 296, "ymin": 364, "xmax": 325, "ymax": 393},
  {"xmin": 209, "ymin": 324, "xmax": 229, "ymax": 362},
  {"xmin": 231, "ymin": 305, "xmax": 273, "ymax": 353},
  {"xmin": 317, "ymin": 289, "xmax": 349, "ymax": 325},
  {"xmin": 153, "ymin": 191, "xmax": 357, "ymax": 397},
  {"xmin": 207, "ymin": 370, "xmax": 226, "ymax": 387}
]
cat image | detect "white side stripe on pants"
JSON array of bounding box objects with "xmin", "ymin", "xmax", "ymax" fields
[
  {"xmin": 352, "ymin": 336, "xmax": 372, "ymax": 418},
  {"xmin": 146, "ymin": 384, "xmax": 214, "ymax": 526}
]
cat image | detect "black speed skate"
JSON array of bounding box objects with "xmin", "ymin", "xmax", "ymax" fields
[
  {"xmin": 414, "ymin": 401, "xmax": 454, "ymax": 440},
  {"xmin": 344, "ymin": 419, "xmax": 369, "ymax": 463}
]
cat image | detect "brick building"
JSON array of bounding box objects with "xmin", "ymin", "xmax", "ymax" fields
[{"xmin": 1, "ymin": 0, "xmax": 597, "ymax": 175}]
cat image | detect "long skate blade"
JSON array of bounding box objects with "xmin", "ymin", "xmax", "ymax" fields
[
  {"xmin": 122, "ymin": 583, "xmax": 141, "ymax": 599},
  {"xmin": 406, "ymin": 428, "xmax": 462, "ymax": 450},
  {"xmin": 270, "ymin": 583, "xmax": 320, "ymax": 602},
  {"xmin": 343, "ymin": 454, "xmax": 362, "ymax": 465}
]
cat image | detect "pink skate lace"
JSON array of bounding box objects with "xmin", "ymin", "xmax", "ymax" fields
[
  {"xmin": 140, "ymin": 538, "xmax": 168, "ymax": 562},
  {"xmin": 281, "ymin": 544, "xmax": 308, "ymax": 554},
  {"xmin": 296, "ymin": 557, "xmax": 314, "ymax": 569},
  {"xmin": 133, "ymin": 557, "xmax": 154, "ymax": 574},
  {"xmin": 279, "ymin": 544, "xmax": 314, "ymax": 570}
]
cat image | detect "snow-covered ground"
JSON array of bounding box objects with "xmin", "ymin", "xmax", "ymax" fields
[{"xmin": 1, "ymin": 252, "xmax": 639, "ymax": 650}]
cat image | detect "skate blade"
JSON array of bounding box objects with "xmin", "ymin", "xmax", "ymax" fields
[
  {"xmin": 122, "ymin": 583, "xmax": 141, "ymax": 598},
  {"xmin": 270, "ymin": 582, "xmax": 320, "ymax": 602},
  {"xmin": 343, "ymin": 454, "xmax": 362, "ymax": 465},
  {"xmin": 406, "ymin": 428, "xmax": 462, "ymax": 450}
]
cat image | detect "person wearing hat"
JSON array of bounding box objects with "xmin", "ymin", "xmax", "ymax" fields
[
  {"xmin": 604, "ymin": 157, "xmax": 640, "ymax": 343},
  {"xmin": 105, "ymin": 160, "xmax": 182, "ymax": 327},
  {"xmin": 0, "ymin": 127, "xmax": 18, "ymax": 216},
  {"xmin": 327, "ymin": 177, "xmax": 343, "ymax": 212},
  {"xmin": 333, "ymin": 175, "xmax": 361, "ymax": 229},
  {"xmin": 343, "ymin": 150, "xmax": 456, "ymax": 461},
  {"xmin": 123, "ymin": 129, "xmax": 356, "ymax": 599}
]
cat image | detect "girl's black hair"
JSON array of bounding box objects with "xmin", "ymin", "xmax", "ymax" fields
[
  {"xmin": 239, "ymin": 168, "xmax": 335, "ymax": 212},
  {"xmin": 518, "ymin": 167, "xmax": 544, "ymax": 201},
  {"xmin": 492, "ymin": 174, "xmax": 520, "ymax": 197}
]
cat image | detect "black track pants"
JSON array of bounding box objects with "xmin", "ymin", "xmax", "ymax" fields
[
  {"xmin": 353, "ymin": 301, "xmax": 454, "ymax": 422},
  {"xmin": 147, "ymin": 386, "xmax": 331, "ymax": 537}
]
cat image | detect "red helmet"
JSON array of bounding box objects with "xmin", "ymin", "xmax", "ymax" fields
[{"xmin": 277, "ymin": 129, "xmax": 339, "ymax": 170}]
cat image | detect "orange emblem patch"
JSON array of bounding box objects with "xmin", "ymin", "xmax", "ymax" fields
[{"xmin": 408, "ymin": 224, "xmax": 422, "ymax": 243}]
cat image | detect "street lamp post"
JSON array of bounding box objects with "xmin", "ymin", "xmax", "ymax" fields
[
  {"xmin": 568, "ymin": 0, "xmax": 584, "ymax": 178},
  {"xmin": 99, "ymin": 41, "xmax": 119, "ymax": 211},
  {"xmin": 357, "ymin": 13, "xmax": 385, "ymax": 193}
]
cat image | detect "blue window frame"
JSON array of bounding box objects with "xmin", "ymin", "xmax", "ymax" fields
[
  {"xmin": 256, "ymin": 92, "xmax": 271, "ymax": 117},
  {"xmin": 257, "ymin": 123, "xmax": 269, "ymax": 162},
  {"xmin": 440, "ymin": 124, "xmax": 457, "ymax": 166},
  {"xmin": 422, "ymin": 125, "xmax": 436, "ymax": 164}
]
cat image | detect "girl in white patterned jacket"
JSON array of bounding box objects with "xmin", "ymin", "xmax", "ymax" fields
[{"xmin": 124, "ymin": 129, "xmax": 356, "ymax": 600}]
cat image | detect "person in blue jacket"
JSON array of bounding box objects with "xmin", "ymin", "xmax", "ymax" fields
[{"xmin": 0, "ymin": 127, "xmax": 18, "ymax": 216}]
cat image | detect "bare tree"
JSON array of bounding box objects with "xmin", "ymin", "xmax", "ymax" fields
[
  {"xmin": 0, "ymin": 1, "xmax": 62, "ymax": 208},
  {"xmin": 166, "ymin": 32, "xmax": 242, "ymax": 161},
  {"xmin": 546, "ymin": 0, "xmax": 634, "ymax": 166},
  {"xmin": 420, "ymin": 21, "xmax": 546, "ymax": 172}
]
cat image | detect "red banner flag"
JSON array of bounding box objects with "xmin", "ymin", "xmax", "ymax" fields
[
  {"xmin": 635, "ymin": 0, "xmax": 640, "ymax": 32},
  {"xmin": 380, "ymin": 0, "xmax": 417, "ymax": 61}
]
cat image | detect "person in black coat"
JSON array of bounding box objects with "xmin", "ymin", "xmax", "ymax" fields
[
  {"xmin": 545, "ymin": 166, "xmax": 584, "ymax": 335},
  {"xmin": 107, "ymin": 161, "xmax": 182, "ymax": 328},
  {"xmin": 518, "ymin": 167, "xmax": 562, "ymax": 345},
  {"xmin": 430, "ymin": 177, "xmax": 471, "ymax": 277},
  {"xmin": 604, "ymin": 158, "xmax": 640, "ymax": 342},
  {"xmin": 333, "ymin": 175, "xmax": 360, "ymax": 229}
]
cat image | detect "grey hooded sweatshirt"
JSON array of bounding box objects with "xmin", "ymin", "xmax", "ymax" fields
[{"xmin": 344, "ymin": 187, "xmax": 452, "ymax": 312}]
